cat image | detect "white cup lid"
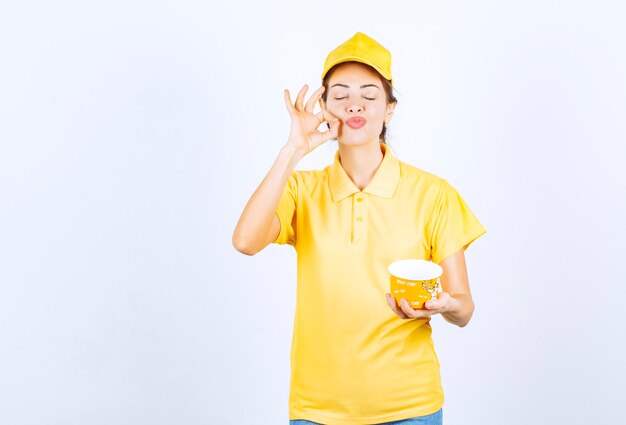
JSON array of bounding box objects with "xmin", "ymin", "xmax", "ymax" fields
[{"xmin": 388, "ymin": 259, "xmax": 442, "ymax": 280}]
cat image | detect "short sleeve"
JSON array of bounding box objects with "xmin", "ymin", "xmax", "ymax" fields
[
  {"xmin": 274, "ymin": 172, "xmax": 298, "ymax": 246},
  {"xmin": 429, "ymin": 179, "xmax": 486, "ymax": 264}
]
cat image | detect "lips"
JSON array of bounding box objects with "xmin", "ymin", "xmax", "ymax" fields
[{"xmin": 345, "ymin": 117, "xmax": 366, "ymax": 129}]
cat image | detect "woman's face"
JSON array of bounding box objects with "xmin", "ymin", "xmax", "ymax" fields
[{"xmin": 320, "ymin": 62, "xmax": 395, "ymax": 146}]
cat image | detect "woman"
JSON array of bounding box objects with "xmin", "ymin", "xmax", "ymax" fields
[{"xmin": 232, "ymin": 32, "xmax": 486, "ymax": 425}]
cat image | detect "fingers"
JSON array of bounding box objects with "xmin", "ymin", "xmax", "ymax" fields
[
  {"xmin": 386, "ymin": 294, "xmax": 452, "ymax": 322},
  {"xmin": 286, "ymin": 85, "xmax": 326, "ymax": 113},
  {"xmin": 316, "ymin": 108, "xmax": 339, "ymax": 124},
  {"xmin": 398, "ymin": 298, "xmax": 431, "ymax": 319},
  {"xmin": 424, "ymin": 291, "xmax": 451, "ymax": 310},
  {"xmin": 295, "ymin": 84, "xmax": 308, "ymax": 112},
  {"xmin": 386, "ymin": 293, "xmax": 409, "ymax": 319},
  {"xmin": 283, "ymin": 85, "xmax": 308, "ymax": 115},
  {"xmin": 284, "ymin": 85, "xmax": 339, "ymax": 145},
  {"xmin": 305, "ymin": 86, "xmax": 325, "ymax": 113},
  {"xmin": 283, "ymin": 89, "xmax": 295, "ymax": 114},
  {"xmin": 386, "ymin": 293, "xmax": 438, "ymax": 320},
  {"xmin": 315, "ymin": 111, "xmax": 324, "ymax": 123}
]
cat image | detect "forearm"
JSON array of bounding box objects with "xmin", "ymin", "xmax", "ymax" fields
[
  {"xmin": 441, "ymin": 294, "xmax": 474, "ymax": 327},
  {"xmin": 232, "ymin": 144, "xmax": 303, "ymax": 254}
]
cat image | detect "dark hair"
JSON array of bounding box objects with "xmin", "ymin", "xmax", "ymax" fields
[{"xmin": 321, "ymin": 61, "xmax": 398, "ymax": 144}]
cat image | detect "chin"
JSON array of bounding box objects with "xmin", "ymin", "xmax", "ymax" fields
[{"xmin": 338, "ymin": 136, "xmax": 378, "ymax": 146}]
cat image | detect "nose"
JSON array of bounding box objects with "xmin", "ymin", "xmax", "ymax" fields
[{"xmin": 347, "ymin": 103, "xmax": 364, "ymax": 114}]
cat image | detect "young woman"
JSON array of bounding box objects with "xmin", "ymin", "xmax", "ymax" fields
[{"xmin": 232, "ymin": 32, "xmax": 486, "ymax": 425}]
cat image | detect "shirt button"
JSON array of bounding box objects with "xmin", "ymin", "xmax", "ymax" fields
[
  {"xmin": 356, "ymin": 198, "xmax": 363, "ymax": 202},
  {"xmin": 356, "ymin": 217, "xmax": 363, "ymax": 221}
]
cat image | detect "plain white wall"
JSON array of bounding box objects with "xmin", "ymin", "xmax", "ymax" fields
[{"xmin": 1, "ymin": 1, "xmax": 625, "ymax": 424}]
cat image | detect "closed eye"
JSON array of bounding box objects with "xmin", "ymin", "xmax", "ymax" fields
[{"xmin": 334, "ymin": 96, "xmax": 377, "ymax": 100}]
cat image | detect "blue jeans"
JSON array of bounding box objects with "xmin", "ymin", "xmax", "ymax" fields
[{"xmin": 290, "ymin": 408, "xmax": 443, "ymax": 425}]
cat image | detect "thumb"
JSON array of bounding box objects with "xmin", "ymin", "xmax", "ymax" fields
[{"xmin": 425, "ymin": 292, "xmax": 450, "ymax": 309}]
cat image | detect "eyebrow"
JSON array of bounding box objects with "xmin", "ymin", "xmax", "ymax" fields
[{"xmin": 330, "ymin": 83, "xmax": 380, "ymax": 89}]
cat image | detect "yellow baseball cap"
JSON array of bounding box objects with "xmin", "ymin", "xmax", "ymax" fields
[{"xmin": 321, "ymin": 32, "xmax": 392, "ymax": 84}]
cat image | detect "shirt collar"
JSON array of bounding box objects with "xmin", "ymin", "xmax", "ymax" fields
[{"xmin": 329, "ymin": 143, "xmax": 400, "ymax": 202}]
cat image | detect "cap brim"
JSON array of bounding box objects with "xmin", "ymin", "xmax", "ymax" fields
[{"xmin": 322, "ymin": 56, "xmax": 392, "ymax": 82}]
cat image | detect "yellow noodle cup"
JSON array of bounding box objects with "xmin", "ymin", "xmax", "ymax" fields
[{"xmin": 388, "ymin": 259, "xmax": 443, "ymax": 309}]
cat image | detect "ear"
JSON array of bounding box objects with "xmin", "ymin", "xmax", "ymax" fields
[
  {"xmin": 384, "ymin": 101, "xmax": 397, "ymax": 125},
  {"xmin": 318, "ymin": 97, "xmax": 326, "ymax": 110}
]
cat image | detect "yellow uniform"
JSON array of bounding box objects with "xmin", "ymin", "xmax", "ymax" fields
[{"xmin": 274, "ymin": 143, "xmax": 486, "ymax": 425}]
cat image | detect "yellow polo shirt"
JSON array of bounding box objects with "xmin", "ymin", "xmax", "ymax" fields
[{"xmin": 274, "ymin": 143, "xmax": 486, "ymax": 425}]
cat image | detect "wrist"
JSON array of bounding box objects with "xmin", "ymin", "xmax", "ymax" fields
[
  {"xmin": 279, "ymin": 144, "xmax": 306, "ymax": 168},
  {"xmin": 280, "ymin": 143, "xmax": 306, "ymax": 161},
  {"xmin": 442, "ymin": 295, "xmax": 459, "ymax": 314},
  {"xmin": 441, "ymin": 294, "xmax": 474, "ymax": 327}
]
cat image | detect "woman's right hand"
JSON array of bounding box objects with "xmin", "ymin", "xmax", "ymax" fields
[{"xmin": 283, "ymin": 84, "xmax": 340, "ymax": 156}]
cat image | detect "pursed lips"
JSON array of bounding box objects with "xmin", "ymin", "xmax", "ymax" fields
[{"xmin": 345, "ymin": 117, "xmax": 366, "ymax": 129}]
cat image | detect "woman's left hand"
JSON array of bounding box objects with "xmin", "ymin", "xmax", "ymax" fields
[{"xmin": 385, "ymin": 292, "xmax": 452, "ymax": 320}]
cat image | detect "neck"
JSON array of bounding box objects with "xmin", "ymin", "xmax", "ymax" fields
[{"xmin": 337, "ymin": 141, "xmax": 385, "ymax": 191}]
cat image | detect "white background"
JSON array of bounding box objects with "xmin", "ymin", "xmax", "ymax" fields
[{"xmin": 1, "ymin": 1, "xmax": 625, "ymax": 424}]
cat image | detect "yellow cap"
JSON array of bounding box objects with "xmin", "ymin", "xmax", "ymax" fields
[{"xmin": 321, "ymin": 32, "xmax": 392, "ymax": 84}]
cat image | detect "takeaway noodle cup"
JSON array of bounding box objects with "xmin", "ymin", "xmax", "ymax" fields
[{"xmin": 388, "ymin": 259, "xmax": 443, "ymax": 309}]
